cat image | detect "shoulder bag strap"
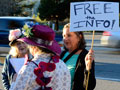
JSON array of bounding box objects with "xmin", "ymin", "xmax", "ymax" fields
[
  {"xmin": 75, "ymin": 48, "xmax": 88, "ymax": 71},
  {"xmin": 30, "ymin": 61, "xmax": 38, "ymax": 67}
]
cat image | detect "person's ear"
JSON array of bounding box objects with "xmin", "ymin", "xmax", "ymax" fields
[{"xmin": 79, "ymin": 34, "xmax": 82, "ymax": 41}]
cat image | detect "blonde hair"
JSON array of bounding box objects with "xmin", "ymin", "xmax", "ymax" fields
[
  {"xmin": 9, "ymin": 45, "xmax": 19, "ymax": 58},
  {"xmin": 63, "ymin": 23, "xmax": 70, "ymax": 30},
  {"xmin": 28, "ymin": 45, "xmax": 55, "ymax": 56}
]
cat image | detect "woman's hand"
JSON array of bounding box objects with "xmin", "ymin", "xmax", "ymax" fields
[{"xmin": 85, "ymin": 49, "xmax": 94, "ymax": 71}]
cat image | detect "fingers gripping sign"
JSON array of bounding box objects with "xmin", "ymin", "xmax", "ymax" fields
[{"xmin": 85, "ymin": 49, "xmax": 94, "ymax": 71}]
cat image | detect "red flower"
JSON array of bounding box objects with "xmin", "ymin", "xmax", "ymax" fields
[
  {"xmin": 36, "ymin": 77, "xmax": 45, "ymax": 86},
  {"xmin": 36, "ymin": 77, "xmax": 52, "ymax": 86},
  {"xmin": 47, "ymin": 63, "xmax": 56, "ymax": 72},
  {"xmin": 34, "ymin": 68, "xmax": 43, "ymax": 77},
  {"xmin": 39, "ymin": 62, "xmax": 47, "ymax": 72},
  {"xmin": 34, "ymin": 60, "xmax": 57, "ymax": 90},
  {"xmin": 52, "ymin": 55, "xmax": 59, "ymax": 63}
]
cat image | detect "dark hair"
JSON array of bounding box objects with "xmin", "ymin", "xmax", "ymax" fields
[
  {"xmin": 74, "ymin": 31, "xmax": 86, "ymax": 49},
  {"xmin": 63, "ymin": 23, "xmax": 86, "ymax": 50}
]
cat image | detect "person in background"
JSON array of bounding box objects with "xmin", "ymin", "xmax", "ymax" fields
[
  {"xmin": 60, "ymin": 23, "xmax": 96, "ymax": 90},
  {"xmin": 9, "ymin": 25, "xmax": 71, "ymax": 90},
  {"xmin": 2, "ymin": 29, "xmax": 29, "ymax": 90}
]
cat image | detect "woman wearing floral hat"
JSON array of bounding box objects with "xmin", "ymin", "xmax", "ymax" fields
[
  {"xmin": 9, "ymin": 25, "xmax": 71, "ymax": 90},
  {"xmin": 2, "ymin": 29, "xmax": 29, "ymax": 90}
]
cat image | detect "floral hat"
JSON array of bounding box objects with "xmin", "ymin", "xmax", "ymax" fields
[
  {"xmin": 9, "ymin": 29, "xmax": 22, "ymax": 46},
  {"xmin": 18, "ymin": 24, "xmax": 61, "ymax": 56}
]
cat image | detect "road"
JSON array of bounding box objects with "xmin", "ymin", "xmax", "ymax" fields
[
  {"xmin": 0, "ymin": 32, "xmax": 120, "ymax": 90},
  {"xmin": 86, "ymin": 46, "xmax": 120, "ymax": 90}
]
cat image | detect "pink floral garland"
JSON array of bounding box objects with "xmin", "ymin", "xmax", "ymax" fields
[{"xmin": 33, "ymin": 55, "xmax": 60, "ymax": 90}]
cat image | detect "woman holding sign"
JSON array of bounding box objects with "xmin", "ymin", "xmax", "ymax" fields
[
  {"xmin": 61, "ymin": 23, "xmax": 96, "ymax": 90},
  {"xmin": 2, "ymin": 29, "xmax": 30, "ymax": 90}
]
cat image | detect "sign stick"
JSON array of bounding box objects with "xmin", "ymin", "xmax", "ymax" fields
[
  {"xmin": 91, "ymin": 30, "xmax": 95, "ymax": 50},
  {"xmin": 86, "ymin": 30, "xmax": 95, "ymax": 90}
]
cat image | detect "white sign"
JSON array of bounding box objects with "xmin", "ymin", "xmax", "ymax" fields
[
  {"xmin": 10, "ymin": 58, "xmax": 25, "ymax": 74},
  {"xmin": 70, "ymin": 1, "xmax": 119, "ymax": 32}
]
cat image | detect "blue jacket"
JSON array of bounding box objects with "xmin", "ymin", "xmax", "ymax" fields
[{"xmin": 2, "ymin": 55, "xmax": 16, "ymax": 90}]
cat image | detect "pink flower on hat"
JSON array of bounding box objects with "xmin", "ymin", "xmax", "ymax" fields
[{"xmin": 9, "ymin": 29, "xmax": 22, "ymax": 41}]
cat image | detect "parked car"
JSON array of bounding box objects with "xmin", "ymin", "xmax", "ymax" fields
[
  {"xmin": 0, "ymin": 16, "xmax": 34, "ymax": 47},
  {"xmin": 100, "ymin": 31, "xmax": 120, "ymax": 48}
]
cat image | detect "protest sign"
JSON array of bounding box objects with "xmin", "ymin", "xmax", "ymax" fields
[
  {"xmin": 10, "ymin": 58, "xmax": 25, "ymax": 74},
  {"xmin": 70, "ymin": 1, "xmax": 119, "ymax": 32}
]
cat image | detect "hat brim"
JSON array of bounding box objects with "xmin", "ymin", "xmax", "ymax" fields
[
  {"xmin": 9, "ymin": 39, "xmax": 18, "ymax": 46},
  {"xmin": 18, "ymin": 37, "xmax": 61, "ymax": 56}
]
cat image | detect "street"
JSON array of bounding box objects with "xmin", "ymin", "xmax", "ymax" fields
[
  {"xmin": 86, "ymin": 46, "xmax": 120, "ymax": 90},
  {"xmin": 85, "ymin": 32, "xmax": 120, "ymax": 90},
  {"xmin": 0, "ymin": 32, "xmax": 120, "ymax": 90}
]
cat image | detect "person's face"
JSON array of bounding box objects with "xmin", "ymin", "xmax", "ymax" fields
[
  {"xmin": 63, "ymin": 28, "xmax": 80, "ymax": 52},
  {"xmin": 15, "ymin": 41, "xmax": 28, "ymax": 55}
]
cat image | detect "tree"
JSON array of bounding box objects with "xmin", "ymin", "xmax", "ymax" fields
[
  {"xmin": 0, "ymin": 0, "xmax": 21, "ymax": 16},
  {"xmin": 38, "ymin": 0, "xmax": 71, "ymax": 30},
  {"xmin": 18, "ymin": 0, "xmax": 39, "ymax": 16}
]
